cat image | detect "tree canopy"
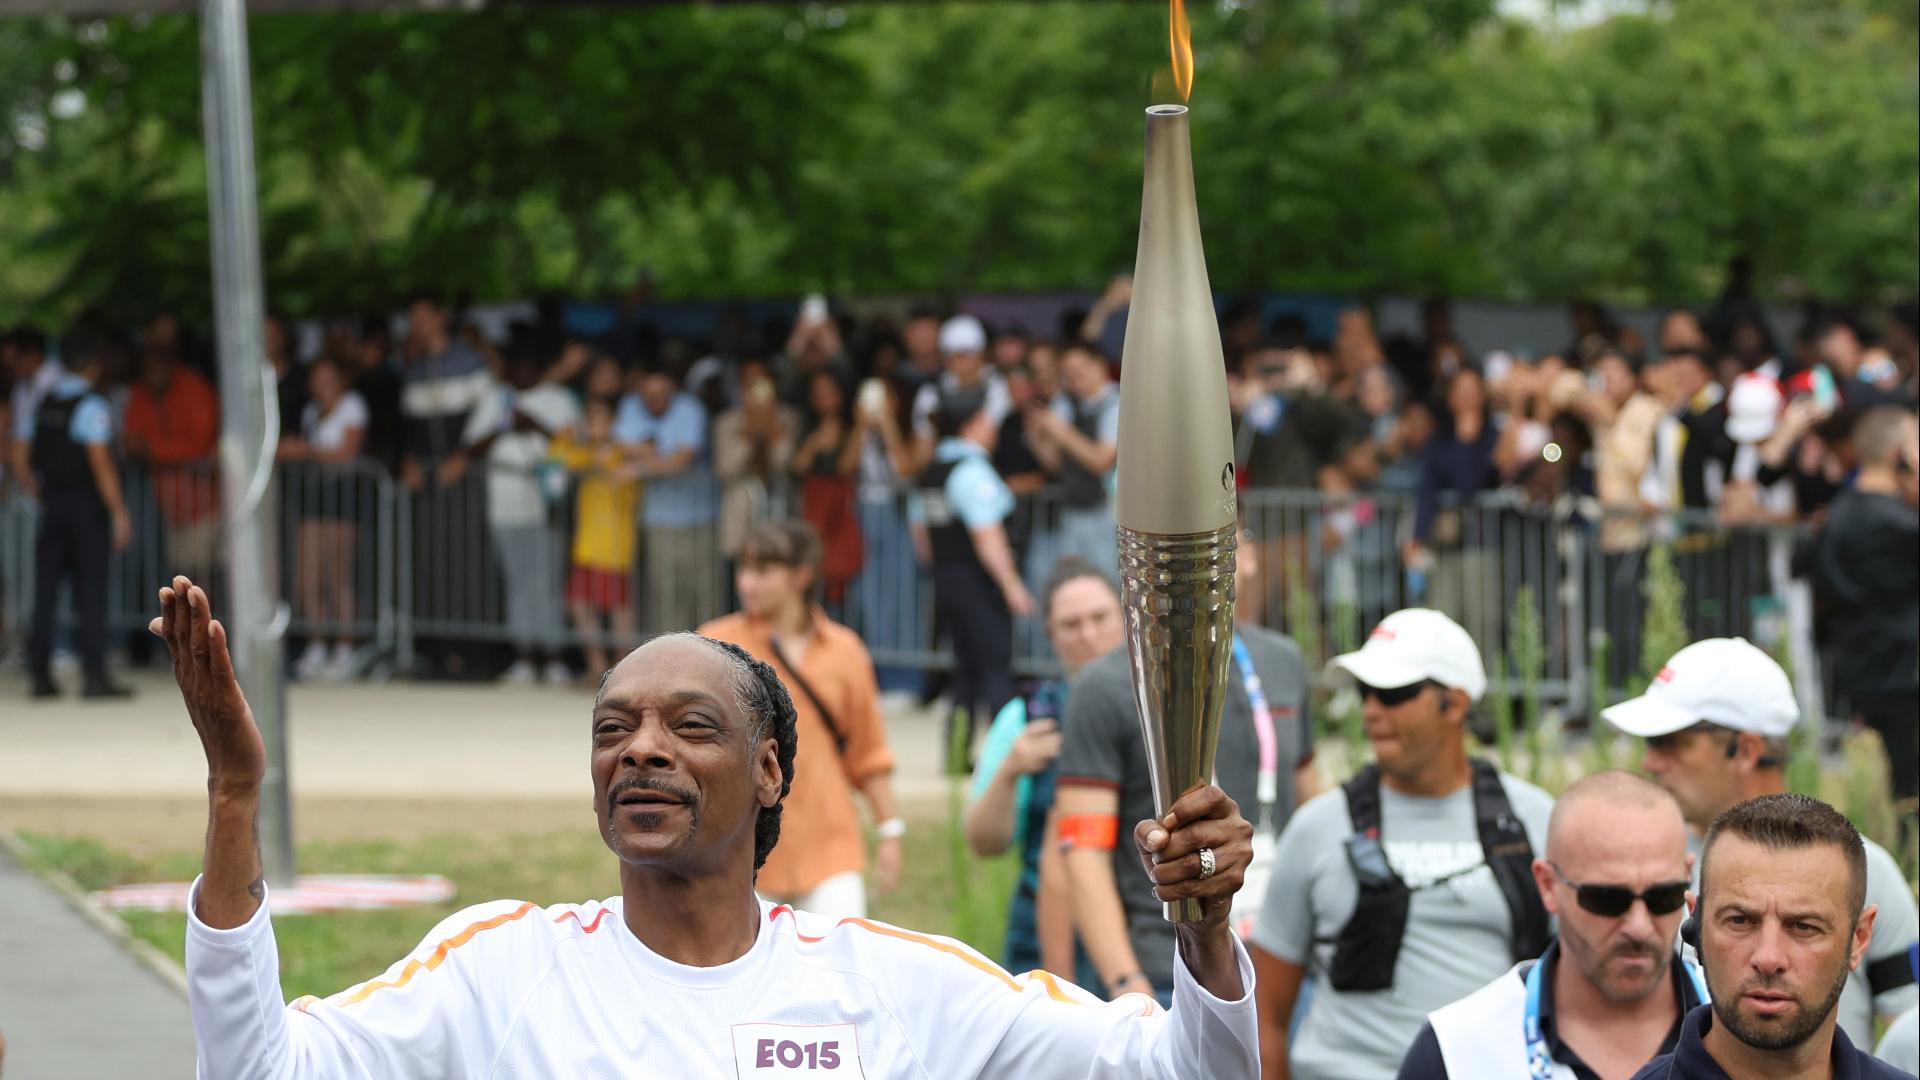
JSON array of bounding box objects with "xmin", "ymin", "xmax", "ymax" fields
[{"xmin": 1, "ymin": 0, "xmax": 1913, "ymax": 326}]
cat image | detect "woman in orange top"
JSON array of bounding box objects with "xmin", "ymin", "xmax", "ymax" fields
[{"xmin": 699, "ymin": 518, "xmax": 902, "ymax": 918}]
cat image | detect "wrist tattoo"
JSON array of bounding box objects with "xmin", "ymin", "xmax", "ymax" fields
[{"xmin": 248, "ymin": 876, "xmax": 266, "ymax": 903}]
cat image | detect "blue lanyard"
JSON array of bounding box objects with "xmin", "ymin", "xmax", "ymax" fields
[
  {"xmin": 1523, "ymin": 953, "xmax": 1707, "ymax": 1080},
  {"xmin": 1228, "ymin": 635, "xmax": 1278, "ymax": 829}
]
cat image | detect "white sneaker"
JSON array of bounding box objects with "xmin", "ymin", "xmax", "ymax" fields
[
  {"xmin": 296, "ymin": 642, "xmax": 329, "ymax": 680},
  {"xmin": 500, "ymin": 660, "xmax": 536, "ymax": 685},
  {"xmin": 324, "ymin": 643, "xmax": 357, "ymax": 682},
  {"xmin": 542, "ymin": 660, "xmax": 572, "ymax": 686}
]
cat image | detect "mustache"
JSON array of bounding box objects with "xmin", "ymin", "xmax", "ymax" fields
[
  {"xmin": 608, "ymin": 776, "xmax": 700, "ymax": 811},
  {"xmin": 1606, "ymin": 940, "xmax": 1663, "ymax": 962},
  {"xmin": 1736, "ymin": 975, "xmax": 1800, "ymax": 998}
]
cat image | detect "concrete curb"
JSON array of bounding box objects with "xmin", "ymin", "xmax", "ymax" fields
[{"xmin": 0, "ymin": 828, "xmax": 190, "ymax": 999}]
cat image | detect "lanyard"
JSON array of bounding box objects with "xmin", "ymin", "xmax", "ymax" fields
[
  {"xmin": 1523, "ymin": 953, "xmax": 1707, "ymax": 1080},
  {"xmin": 1229, "ymin": 635, "xmax": 1279, "ymax": 829}
]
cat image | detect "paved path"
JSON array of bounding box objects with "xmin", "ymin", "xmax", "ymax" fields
[
  {"xmin": 1, "ymin": 670, "xmax": 954, "ymax": 803},
  {"xmin": 0, "ymin": 841, "xmax": 198, "ymax": 1079}
]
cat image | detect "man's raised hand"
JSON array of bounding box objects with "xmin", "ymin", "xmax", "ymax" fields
[
  {"xmin": 153, "ymin": 576, "xmax": 271, "ymax": 928},
  {"xmin": 1133, "ymin": 784, "xmax": 1255, "ymax": 1001},
  {"xmin": 150, "ymin": 576, "xmax": 265, "ymax": 795}
]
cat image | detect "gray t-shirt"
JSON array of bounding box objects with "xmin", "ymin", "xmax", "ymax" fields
[
  {"xmin": 1055, "ymin": 624, "xmax": 1312, "ymax": 991},
  {"xmin": 1686, "ymin": 832, "xmax": 1919, "ymax": 1050},
  {"xmin": 1251, "ymin": 770, "xmax": 1556, "ymax": 1080},
  {"xmin": 1878, "ymin": 1007, "xmax": 1919, "ymax": 1075}
]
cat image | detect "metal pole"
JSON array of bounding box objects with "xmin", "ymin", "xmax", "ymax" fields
[{"xmin": 202, "ymin": 0, "xmax": 294, "ymax": 886}]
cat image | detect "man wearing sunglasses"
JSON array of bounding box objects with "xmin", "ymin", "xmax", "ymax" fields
[
  {"xmin": 1602, "ymin": 638, "xmax": 1919, "ymax": 1055},
  {"xmin": 1399, "ymin": 771, "xmax": 1705, "ymax": 1080},
  {"xmin": 1250, "ymin": 608, "xmax": 1556, "ymax": 1080}
]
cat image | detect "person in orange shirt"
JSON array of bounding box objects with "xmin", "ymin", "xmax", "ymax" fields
[
  {"xmin": 123, "ymin": 343, "xmax": 220, "ymax": 586},
  {"xmin": 699, "ymin": 518, "xmax": 903, "ymax": 918}
]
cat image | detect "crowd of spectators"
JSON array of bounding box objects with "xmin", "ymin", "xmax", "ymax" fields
[
  {"xmin": 2, "ymin": 283, "xmax": 1916, "ymax": 1079},
  {"xmin": 2, "ymin": 285, "xmax": 1915, "ymax": 714}
]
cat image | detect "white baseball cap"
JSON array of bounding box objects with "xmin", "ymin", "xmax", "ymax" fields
[
  {"xmin": 1327, "ymin": 608, "xmax": 1488, "ymax": 703},
  {"xmin": 1599, "ymin": 637, "xmax": 1798, "ymax": 738},
  {"xmin": 1726, "ymin": 374, "xmax": 1784, "ymax": 443},
  {"xmin": 939, "ymin": 314, "xmax": 987, "ymax": 355}
]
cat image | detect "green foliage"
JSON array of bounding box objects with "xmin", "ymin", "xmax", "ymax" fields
[
  {"xmin": 1488, "ymin": 652, "xmax": 1517, "ymax": 775},
  {"xmin": 1509, "ymin": 586, "xmax": 1548, "ymax": 779},
  {"xmin": 2, "ymin": 0, "xmax": 1914, "ymax": 324},
  {"xmin": 1637, "ymin": 544, "xmax": 1690, "ymax": 695},
  {"xmin": 1784, "ymin": 718, "xmax": 1824, "ymax": 797},
  {"xmin": 1323, "ymin": 597, "xmax": 1368, "ymax": 763}
]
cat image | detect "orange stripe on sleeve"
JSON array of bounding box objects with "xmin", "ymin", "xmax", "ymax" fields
[
  {"xmin": 844, "ymin": 919, "xmax": 1084, "ymax": 1005},
  {"xmin": 769, "ymin": 906, "xmax": 1083, "ymax": 1006},
  {"xmin": 337, "ymin": 901, "xmax": 538, "ymax": 1007}
]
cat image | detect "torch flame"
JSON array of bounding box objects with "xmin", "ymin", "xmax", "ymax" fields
[{"xmin": 1169, "ymin": 0, "xmax": 1193, "ymax": 102}]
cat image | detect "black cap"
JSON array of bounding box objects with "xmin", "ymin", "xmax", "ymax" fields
[{"xmin": 933, "ymin": 386, "xmax": 989, "ymax": 438}]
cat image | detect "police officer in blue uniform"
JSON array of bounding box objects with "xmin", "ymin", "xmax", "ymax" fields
[
  {"xmin": 911, "ymin": 386, "xmax": 1035, "ymax": 771},
  {"xmin": 24, "ymin": 331, "xmax": 133, "ymax": 700}
]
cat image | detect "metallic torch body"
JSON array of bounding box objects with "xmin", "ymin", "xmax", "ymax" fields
[{"xmin": 1115, "ymin": 105, "xmax": 1239, "ymax": 925}]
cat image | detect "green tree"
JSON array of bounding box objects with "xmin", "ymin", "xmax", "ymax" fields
[{"xmin": 1, "ymin": 0, "xmax": 1912, "ymax": 324}]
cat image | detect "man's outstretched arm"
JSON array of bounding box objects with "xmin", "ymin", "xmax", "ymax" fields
[
  {"xmin": 158, "ymin": 578, "xmax": 531, "ymax": 1079},
  {"xmin": 151, "ymin": 577, "xmax": 268, "ymax": 930}
]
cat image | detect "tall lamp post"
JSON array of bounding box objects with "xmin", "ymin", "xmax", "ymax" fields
[{"xmin": 200, "ymin": 0, "xmax": 294, "ymax": 888}]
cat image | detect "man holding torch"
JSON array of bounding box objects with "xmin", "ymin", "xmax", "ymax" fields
[{"xmin": 158, "ymin": 578, "xmax": 1260, "ymax": 1077}]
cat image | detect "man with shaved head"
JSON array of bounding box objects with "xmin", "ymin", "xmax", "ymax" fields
[
  {"xmin": 154, "ymin": 575, "xmax": 1262, "ymax": 1077},
  {"xmin": 1399, "ymin": 771, "xmax": 1707, "ymax": 1080}
]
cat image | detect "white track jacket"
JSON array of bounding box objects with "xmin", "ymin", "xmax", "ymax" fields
[{"xmin": 184, "ymin": 880, "xmax": 1258, "ymax": 1079}]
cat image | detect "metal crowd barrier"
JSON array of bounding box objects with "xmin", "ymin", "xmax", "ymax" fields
[{"xmin": 0, "ymin": 457, "xmax": 1826, "ymax": 722}]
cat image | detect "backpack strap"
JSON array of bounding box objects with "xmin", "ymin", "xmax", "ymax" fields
[{"xmin": 1470, "ymin": 759, "xmax": 1551, "ymax": 962}]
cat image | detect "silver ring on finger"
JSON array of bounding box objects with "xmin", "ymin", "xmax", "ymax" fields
[{"xmin": 1197, "ymin": 846, "xmax": 1217, "ymax": 880}]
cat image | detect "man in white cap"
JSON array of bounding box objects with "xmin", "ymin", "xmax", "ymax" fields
[
  {"xmin": 1250, "ymin": 608, "xmax": 1557, "ymax": 1080},
  {"xmin": 1601, "ymin": 637, "xmax": 1919, "ymax": 1055},
  {"xmin": 909, "ymin": 313, "xmax": 1010, "ymax": 474}
]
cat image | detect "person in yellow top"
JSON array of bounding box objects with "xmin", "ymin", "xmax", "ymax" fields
[{"xmin": 549, "ymin": 396, "xmax": 641, "ymax": 679}]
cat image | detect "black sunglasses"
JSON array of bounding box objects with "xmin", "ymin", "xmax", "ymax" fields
[
  {"xmin": 1550, "ymin": 862, "xmax": 1689, "ymax": 918},
  {"xmin": 1355, "ymin": 680, "xmax": 1437, "ymax": 707}
]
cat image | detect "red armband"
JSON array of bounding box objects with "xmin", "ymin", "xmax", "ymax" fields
[{"xmin": 1057, "ymin": 813, "xmax": 1119, "ymax": 852}]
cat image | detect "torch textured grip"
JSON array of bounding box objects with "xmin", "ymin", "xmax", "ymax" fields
[{"xmin": 1118, "ymin": 522, "xmax": 1237, "ymax": 924}]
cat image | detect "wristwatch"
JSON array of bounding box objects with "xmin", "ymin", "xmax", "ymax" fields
[{"xmin": 876, "ymin": 818, "xmax": 907, "ymax": 840}]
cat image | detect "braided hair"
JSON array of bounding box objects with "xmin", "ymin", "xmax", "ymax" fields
[{"xmin": 687, "ymin": 635, "xmax": 799, "ymax": 878}]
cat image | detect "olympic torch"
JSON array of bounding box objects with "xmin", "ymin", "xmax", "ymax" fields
[{"xmin": 1114, "ymin": 70, "xmax": 1238, "ymax": 922}]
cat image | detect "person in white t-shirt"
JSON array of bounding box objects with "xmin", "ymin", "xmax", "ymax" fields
[
  {"xmin": 439, "ymin": 341, "xmax": 581, "ymax": 685},
  {"xmin": 281, "ymin": 355, "xmax": 369, "ymax": 682},
  {"xmin": 908, "ymin": 314, "xmax": 1011, "ymax": 473},
  {"xmin": 152, "ymin": 576, "xmax": 1261, "ymax": 1079}
]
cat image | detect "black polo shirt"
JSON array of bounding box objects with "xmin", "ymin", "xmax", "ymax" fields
[
  {"xmin": 1629, "ymin": 1003, "xmax": 1913, "ymax": 1080},
  {"xmin": 1398, "ymin": 941, "xmax": 1704, "ymax": 1080}
]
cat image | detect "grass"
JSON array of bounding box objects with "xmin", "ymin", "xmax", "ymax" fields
[{"xmin": 17, "ymin": 810, "xmax": 1023, "ymax": 1003}]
